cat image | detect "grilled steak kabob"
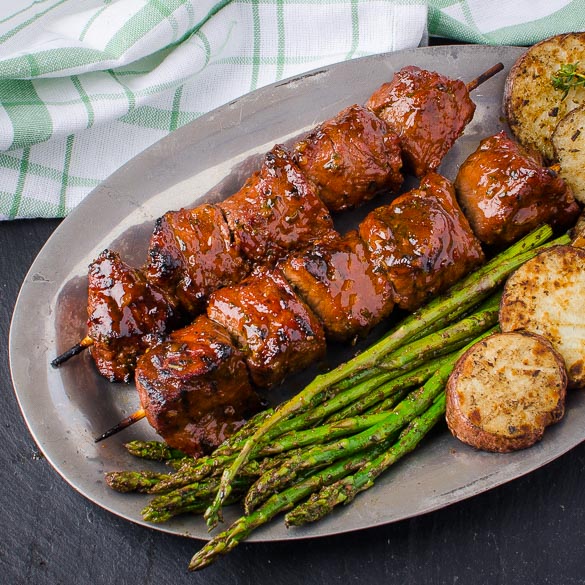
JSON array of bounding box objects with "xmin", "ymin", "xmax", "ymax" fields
[
  {"xmin": 135, "ymin": 172, "xmax": 486, "ymax": 457},
  {"xmin": 53, "ymin": 64, "xmax": 498, "ymax": 385}
]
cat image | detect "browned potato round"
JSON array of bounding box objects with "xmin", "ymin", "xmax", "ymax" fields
[
  {"xmin": 571, "ymin": 210, "xmax": 585, "ymax": 247},
  {"xmin": 504, "ymin": 32, "xmax": 585, "ymax": 162},
  {"xmin": 552, "ymin": 104, "xmax": 585, "ymax": 204},
  {"xmin": 499, "ymin": 245, "xmax": 585, "ymax": 388},
  {"xmin": 446, "ymin": 332, "xmax": 567, "ymax": 453}
]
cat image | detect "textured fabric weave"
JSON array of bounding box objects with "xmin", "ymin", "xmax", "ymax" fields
[{"xmin": 0, "ymin": 0, "xmax": 583, "ymax": 220}]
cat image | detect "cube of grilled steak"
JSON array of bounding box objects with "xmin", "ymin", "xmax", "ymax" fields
[
  {"xmin": 365, "ymin": 66, "xmax": 475, "ymax": 177},
  {"xmin": 359, "ymin": 173, "xmax": 484, "ymax": 312},
  {"xmin": 207, "ymin": 268, "xmax": 326, "ymax": 388},
  {"xmin": 292, "ymin": 105, "xmax": 403, "ymax": 212},
  {"xmin": 87, "ymin": 250, "xmax": 178, "ymax": 382},
  {"xmin": 281, "ymin": 231, "xmax": 395, "ymax": 342},
  {"xmin": 454, "ymin": 131, "xmax": 580, "ymax": 246},
  {"xmin": 135, "ymin": 315, "xmax": 263, "ymax": 458},
  {"xmin": 145, "ymin": 203, "xmax": 250, "ymax": 315},
  {"xmin": 220, "ymin": 144, "xmax": 336, "ymax": 267}
]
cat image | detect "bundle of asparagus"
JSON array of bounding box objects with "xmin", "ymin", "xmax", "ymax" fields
[{"xmin": 104, "ymin": 224, "xmax": 568, "ymax": 570}]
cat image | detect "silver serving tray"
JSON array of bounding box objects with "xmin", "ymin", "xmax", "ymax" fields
[{"xmin": 11, "ymin": 44, "xmax": 584, "ymax": 543}]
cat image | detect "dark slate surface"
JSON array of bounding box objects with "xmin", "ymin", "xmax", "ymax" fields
[{"xmin": 3, "ymin": 218, "xmax": 585, "ymax": 585}]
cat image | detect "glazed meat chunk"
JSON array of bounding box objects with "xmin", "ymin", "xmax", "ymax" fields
[
  {"xmin": 293, "ymin": 104, "xmax": 403, "ymax": 212},
  {"xmin": 454, "ymin": 131, "xmax": 580, "ymax": 246},
  {"xmin": 87, "ymin": 250, "xmax": 178, "ymax": 382},
  {"xmin": 207, "ymin": 268, "xmax": 326, "ymax": 388},
  {"xmin": 145, "ymin": 203, "xmax": 249, "ymax": 315},
  {"xmin": 281, "ymin": 231, "xmax": 395, "ymax": 342},
  {"xmin": 135, "ymin": 315, "xmax": 263, "ymax": 458},
  {"xmin": 365, "ymin": 66, "xmax": 475, "ymax": 177},
  {"xmin": 220, "ymin": 145, "xmax": 336, "ymax": 267},
  {"xmin": 359, "ymin": 173, "xmax": 485, "ymax": 312}
]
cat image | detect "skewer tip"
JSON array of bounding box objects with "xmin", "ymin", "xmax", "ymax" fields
[
  {"xmin": 94, "ymin": 408, "xmax": 147, "ymax": 443},
  {"xmin": 51, "ymin": 336, "xmax": 93, "ymax": 368},
  {"xmin": 466, "ymin": 62, "xmax": 505, "ymax": 92}
]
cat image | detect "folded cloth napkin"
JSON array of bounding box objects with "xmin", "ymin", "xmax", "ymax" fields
[{"xmin": 0, "ymin": 0, "xmax": 583, "ymax": 220}]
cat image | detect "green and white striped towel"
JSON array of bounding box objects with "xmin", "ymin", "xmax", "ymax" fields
[{"xmin": 0, "ymin": 0, "xmax": 583, "ymax": 220}]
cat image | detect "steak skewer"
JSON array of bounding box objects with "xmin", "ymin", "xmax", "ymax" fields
[
  {"xmin": 106, "ymin": 171, "xmax": 485, "ymax": 457},
  {"xmin": 52, "ymin": 64, "xmax": 503, "ymax": 383}
]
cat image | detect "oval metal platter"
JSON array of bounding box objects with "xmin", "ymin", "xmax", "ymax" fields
[{"xmin": 11, "ymin": 44, "xmax": 585, "ymax": 543}]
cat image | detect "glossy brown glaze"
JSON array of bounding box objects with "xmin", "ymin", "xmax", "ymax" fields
[
  {"xmin": 87, "ymin": 250, "xmax": 178, "ymax": 382},
  {"xmin": 281, "ymin": 231, "xmax": 395, "ymax": 342},
  {"xmin": 454, "ymin": 131, "xmax": 581, "ymax": 246},
  {"xmin": 135, "ymin": 315, "xmax": 263, "ymax": 457},
  {"xmin": 145, "ymin": 203, "xmax": 250, "ymax": 314},
  {"xmin": 365, "ymin": 66, "xmax": 475, "ymax": 177},
  {"xmin": 293, "ymin": 104, "xmax": 403, "ymax": 212},
  {"xmin": 220, "ymin": 145, "xmax": 336, "ymax": 267},
  {"xmin": 359, "ymin": 173, "xmax": 485, "ymax": 312},
  {"xmin": 206, "ymin": 268, "xmax": 326, "ymax": 388}
]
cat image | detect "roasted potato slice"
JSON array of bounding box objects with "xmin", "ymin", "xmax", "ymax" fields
[
  {"xmin": 571, "ymin": 210, "xmax": 585, "ymax": 247},
  {"xmin": 552, "ymin": 104, "xmax": 585, "ymax": 204},
  {"xmin": 499, "ymin": 245, "xmax": 585, "ymax": 388},
  {"xmin": 504, "ymin": 32, "xmax": 585, "ymax": 161},
  {"xmin": 446, "ymin": 331, "xmax": 567, "ymax": 453}
]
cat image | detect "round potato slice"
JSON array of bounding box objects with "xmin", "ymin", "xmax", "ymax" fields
[
  {"xmin": 500, "ymin": 245, "xmax": 585, "ymax": 388},
  {"xmin": 504, "ymin": 32, "xmax": 585, "ymax": 161},
  {"xmin": 446, "ymin": 331, "xmax": 567, "ymax": 453},
  {"xmin": 552, "ymin": 104, "xmax": 585, "ymax": 204}
]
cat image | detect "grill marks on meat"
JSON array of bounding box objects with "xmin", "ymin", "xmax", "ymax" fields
[
  {"xmin": 366, "ymin": 65, "xmax": 475, "ymax": 178},
  {"xmin": 220, "ymin": 145, "xmax": 336, "ymax": 267},
  {"xmin": 293, "ymin": 104, "xmax": 403, "ymax": 212},
  {"xmin": 359, "ymin": 173, "xmax": 485, "ymax": 312},
  {"xmin": 206, "ymin": 268, "xmax": 326, "ymax": 388},
  {"xmin": 87, "ymin": 250, "xmax": 179, "ymax": 382},
  {"xmin": 135, "ymin": 315, "xmax": 263, "ymax": 458},
  {"xmin": 146, "ymin": 203, "xmax": 250, "ymax": 315},
  {"xmin": 454, "ymin": 131, "xmax": 580, "ymax": 247},
  {"xmin": 281, "ymin": 231, "xmax": 395, "ymax": 342}
]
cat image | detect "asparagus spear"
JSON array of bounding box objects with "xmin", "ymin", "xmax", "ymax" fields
[
  {"xmin": 212, "ymin": 409, "xmax": 275, "ymax": 457},
  {"xmin": 243, "ymin": 329, "xmax": 494, "ymax": 513},
  {"xmin": 285, "ymin": 392, "xmax": 447, "ymax": 526},
  {"xmin": 368, "ymin": 386, "xmax": 413, "ymax": 415},
  {"xmin": 105, "ymin": 470, "xmax": 172, "ymax": 493},
  {"xmin": 204, "ymin": 226, "xmax": 559, "ymax": 528},
  {"xmin": 334, "ymin": 292, "xmax": 500, "ymax": 391},
  {"xmin": 256, "ymin": 411, "xmax": 401, "ymax": 456},
  {"xmin": 124, "ymin": 441, "xmax": 188, "ymax": 461},
  {"xmin": 142, "ymin": 476, "xmax": 252, "ymax": 523},
  {"xmin": 329, "ymin": 380, "xmax": 417, "ymax": 423},
  {"xmin": 189, "ymin": 441, "xmax": 391, "ymax": 571}
]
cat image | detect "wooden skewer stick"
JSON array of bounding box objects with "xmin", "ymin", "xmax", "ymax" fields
[
  {"xmin": 51, "ymin": 336, "xmax": 94, "ymax": 368},
  {"xmin": 94, "ymin": 408, "xmax": 147, "ymax": 443},
  {"xmin": 466, "ymin": 62, "xmax": 504, "ymax": 92}
]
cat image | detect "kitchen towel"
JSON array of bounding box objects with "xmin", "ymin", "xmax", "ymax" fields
[{"xmin": 0, "ymin": 0, "xmax": 583, "ymax": 220}]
